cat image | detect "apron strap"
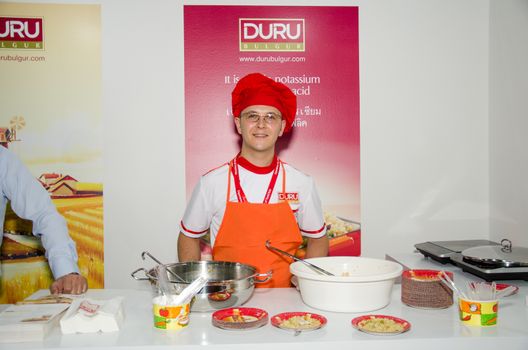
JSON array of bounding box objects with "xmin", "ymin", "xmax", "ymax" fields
[
  {"xmin": 226, "ymin": 161, "xmax": 233, "ymax": 203},
  {"xmin": 280, "ymin": 161, "xmax": 286, "ymax": 195},
  {"xmin": 231, "ymin": 156, "xmax": 281, "ymax": 204}
]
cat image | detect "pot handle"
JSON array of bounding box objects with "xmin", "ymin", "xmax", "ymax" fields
[
  {"xmin": 254, "ymin": 270, "xmax": 272, "ymax": 284},
  {"xmin": 131, "ymin": 267, "xmax": 150, "ymax": 281}
]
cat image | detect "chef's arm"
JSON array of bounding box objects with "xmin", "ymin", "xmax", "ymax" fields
[
  {"xmin": 177, "ymin": 233, "xmax": 201, "ymax": 261},
  {"xmin": 304, "ymin": 235, "xmax": 329, "ymax": 258}
]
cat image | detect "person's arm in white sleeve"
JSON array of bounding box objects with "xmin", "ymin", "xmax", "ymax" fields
[
  {"xmin": 298, "ymin": 178, "xmax": 328, "ymax": 258},
  {"xmin": 1, "ymin": 148, "xmax": 87, "ymax": 294},
  {"xmin": 178, "ymin": 176, "xmax": 212, "ymax": 261}
]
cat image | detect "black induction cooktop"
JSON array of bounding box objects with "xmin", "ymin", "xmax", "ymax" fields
[{"xmin": 415, "ymin": 240, "xmax": 528, "ymax": 281}]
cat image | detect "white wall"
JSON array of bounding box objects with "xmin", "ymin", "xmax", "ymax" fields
[
  {"xmin": 360, "ymin": 0, "xmax": 490, "ymax": 257},
  {"xmin": 10, "ymin": 0, "xmax": 493, "ymax": 288},
  {"xmin": 489, "ymin": 0, "xmax": 528, "ymax": 247},
  {"xmin": 102, "ymin": 0, "xmax": 185, "ymax": 290}
]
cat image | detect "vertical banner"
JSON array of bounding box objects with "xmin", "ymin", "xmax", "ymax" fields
[
  {"xmin": 0, "ymin": 3, "xmax": 103, "ymax": 303},
  {"xmin": 184, "ymin": 6, "xmax": 360, "ymax": 256}
]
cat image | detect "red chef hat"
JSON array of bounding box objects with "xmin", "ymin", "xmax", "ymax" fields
[{"xmin": 232, "ymin": 73, "xmax": 297, "ymax": 133}]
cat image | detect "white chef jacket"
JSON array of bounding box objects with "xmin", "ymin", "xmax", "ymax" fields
[
  {"xmin": 0, "ymin": 146, "xmax": 79, "ymax": 279},
  {"xmin": 180, "ymin": 156, "xmax": 326, "ymax": 247}
]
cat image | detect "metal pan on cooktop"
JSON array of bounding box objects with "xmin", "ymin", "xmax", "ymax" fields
[
  {"xmin": 462, "ymin": 239, "xmax": 528, "ymax": 268},
  {"xmin": 415, "ymin": 240, "xmax": 499, "ymax": 264},
  {"xmin": 415, "ymin": 239, "xmax": 528, "ymax": 281}
]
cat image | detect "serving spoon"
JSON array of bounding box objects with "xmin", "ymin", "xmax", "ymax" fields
[
  {"xmin": 265, "ymin": 240, "xmax": 334, "ymax": 276},
  {"xmin": 142, "ymin": 251, "xmax": 187, "ymax": 283}
]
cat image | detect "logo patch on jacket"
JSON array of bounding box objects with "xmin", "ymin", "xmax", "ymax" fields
[{"xmin": 278, "ymin": 192, "xmax": 299, "ymax": 203}]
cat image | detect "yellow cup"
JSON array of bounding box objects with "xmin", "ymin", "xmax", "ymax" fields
[
  {"xmin": 459, "ymin": 298, "xmax": 498, "ymax": 326},
  {"xmin": 153, "ymin": 297, "xmax": 190, "ymax": 330}
]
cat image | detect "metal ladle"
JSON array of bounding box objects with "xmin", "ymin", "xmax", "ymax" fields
[
  {"xmin": 265, "ymin": 240, "xmax": 334, "ymax": 276},
  {"xmin": 141, "ymin": 251, "xmax": 187, "ymax": 283}
]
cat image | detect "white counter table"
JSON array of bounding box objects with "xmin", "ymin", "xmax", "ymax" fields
[{"xmin": 2, "ymin": 253, "xmax": 527, "ymax": 350}]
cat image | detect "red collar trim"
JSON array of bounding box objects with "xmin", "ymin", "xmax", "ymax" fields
[{"xmin": 236, "ymin": 155, "xmax": 278, "ymax": 174}]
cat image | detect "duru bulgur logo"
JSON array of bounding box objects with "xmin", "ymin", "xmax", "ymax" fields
[
  {"xmin": 278, "ymin": 192, "xmax": 299, "ymax": 202},
  {"xmin": 0, "ymin": 17, "xmax": 44, "ymax": 50},
  {"xmin": 239, "ymin": 18, "xmax": 304, "ymax": 52}
]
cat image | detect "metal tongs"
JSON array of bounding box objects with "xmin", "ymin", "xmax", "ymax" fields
[{"xmin": 265, "ymin": 240, "xmax": 334, "ymax": 276}]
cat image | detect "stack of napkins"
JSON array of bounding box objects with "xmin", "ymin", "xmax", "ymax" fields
[
  {"xmin": 0, "ymin": 303, "xmax": 70, "ymax": 343},
  {"xmin": 60, "ymin": 297, "xmax": 124, "ymax": 334}
]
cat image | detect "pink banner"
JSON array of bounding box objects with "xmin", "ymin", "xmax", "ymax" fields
[{"xmin": 184, "ymin": 6, "xmax": 360, "ymax": 255}]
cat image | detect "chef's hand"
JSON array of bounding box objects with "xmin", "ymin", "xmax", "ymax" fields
[{"xmin": 50, "ymin": 273, "xmax": 88, "ymax": 295}]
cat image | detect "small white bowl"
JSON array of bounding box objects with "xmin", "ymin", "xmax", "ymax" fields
[{"xmin": 290, "ymin": 257, "xmax": 403, "ymax": 312}]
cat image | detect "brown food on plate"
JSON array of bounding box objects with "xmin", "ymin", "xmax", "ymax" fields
[
  {"xmin": 223, "ymin": 315, "xmax": 259, "ymax": 323},
  {"xmin": 222, "ymin": 309, "xmax": 258, "ymax": 323}
]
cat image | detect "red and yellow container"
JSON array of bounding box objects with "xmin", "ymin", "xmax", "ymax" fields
[
  {"xmin": 152, "ymin": 296, "xmax": 190, "ymax": 330},
  {"xmin": 459, "ymin": 298, "xmax": 498, "ymax": 327}
]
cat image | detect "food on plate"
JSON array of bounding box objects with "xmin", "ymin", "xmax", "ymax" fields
[
  {"xmin": 272, "ymin": 312, "xmax": 327, "ymax": 333},
  {"xmin": 212, "ymin": 307, "xmax": 269, "ymax": 330},
  {"xmin": 357, "ymin": 316, "xmax": 405, "ymax": 333},
  {"xmin": 276, "ymin": 314, "xmax": 321, "ymax": 330},
  {"xmin": 295, "ymin": 213, "xmax": 360, "ymax": 258},
  {"xmin": 324, "ymin": 212, "xmax": 359, "ymax": 238},
  {"xmin": 224, "ymin": 315, "xmax": 258, "ymax": 323},
  {"xmin": 222, "ymin": 309, "xmax": 258, "ymax": 323}
]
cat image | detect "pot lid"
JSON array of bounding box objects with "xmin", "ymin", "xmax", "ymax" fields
[{"xmin": 462, "ymin": 239, "xmax": 528, "ymax": 267}]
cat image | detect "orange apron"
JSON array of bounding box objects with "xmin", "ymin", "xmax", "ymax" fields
[{"xmin": 212, "ymin": 157, "xmax": 302, "ymax": 288}]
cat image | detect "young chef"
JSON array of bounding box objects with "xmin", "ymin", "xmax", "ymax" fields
[{"xmin": 178, "ymin": 73, "xmax": 328, "ymax": 287}]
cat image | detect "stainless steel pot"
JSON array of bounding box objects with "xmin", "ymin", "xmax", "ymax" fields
[{"xmin": 131, "ymin": 260, "xmax": 271, "ymax": 312}]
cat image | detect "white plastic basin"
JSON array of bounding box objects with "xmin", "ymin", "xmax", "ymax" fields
[{"xmin": 290, "ymin": 256, "xmax": 403, "ymax": 312}]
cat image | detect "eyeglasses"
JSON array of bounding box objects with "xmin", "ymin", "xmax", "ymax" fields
[{"xmin": 241, "ymin": 112, "xmax": 282, "ymax": 124}]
